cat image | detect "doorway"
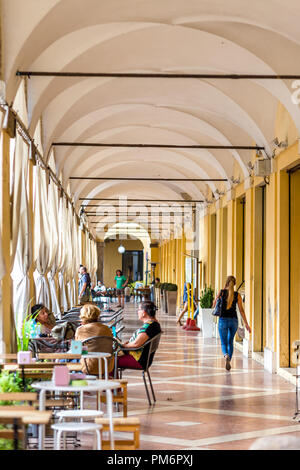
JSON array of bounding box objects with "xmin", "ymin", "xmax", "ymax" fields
[
  {"xmin": 253, "ymin": 186, "xmax": 266, "ymax": 353},
  {"xmin": 236, "ymin": 196, "xmax": 246, "ymax": 291},
  {"xmin": 122, "ymin": 250, "xmax": 144, "ymax": 282},
  {"xmin": 289, "ymin": 167, "xmax": 300, "ymax": 366}
]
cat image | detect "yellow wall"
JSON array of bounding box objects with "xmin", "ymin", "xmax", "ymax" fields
[
  {"xmin": 158, "ymin": 235, "xmax": 186, "ymax": 309},
  {"xmin": 103, "ymin": 239, "xmax": 144, "ymax": 287},
  {"xmin": 196, "ymin": 106, "xmax": 300, "ymax": 370},
  {"xmin": 150, "ymin": 246, "xmax": 160, "ymax": 281},
  {"xmin": 289, "ymin": 169, "xmax": 300, "ymax": 366}
]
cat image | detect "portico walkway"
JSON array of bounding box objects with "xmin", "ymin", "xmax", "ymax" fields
[{"xmin": 84, "ymin": 303, "xmax": 299, "ymax": 450}]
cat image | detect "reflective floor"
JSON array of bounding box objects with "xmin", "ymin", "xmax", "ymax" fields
[{"xmin": 80, "ymin": 303, "xmax": 300, "ymax": 450}]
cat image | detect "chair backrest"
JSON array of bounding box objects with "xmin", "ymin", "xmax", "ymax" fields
[
  {"xmin": 81, "ymin": 335, "xmax": 119, "ymax": 354},
  {"xmin": 144, "ymin": 332, "xmax": 162, "ymax": 371},
  {"xmin": 0, "ymin": 354, "xmax": 18, "ymax": 363},
  {"xmin": 28, "ymin": 338, "xmax": 69, "ymax": 357},
  {"xmin": 0, "ymin": 392, "xmax": 38, "ymax": 409}
]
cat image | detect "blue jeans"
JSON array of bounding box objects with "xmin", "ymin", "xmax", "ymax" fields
[{"xmin": 218, "ymin": 317, "xmax": 238, "ymax": 360}]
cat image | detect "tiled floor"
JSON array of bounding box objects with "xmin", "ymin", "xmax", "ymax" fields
[{"xmin": 79, "ymin": 303, "xmax": 300, "ymax": 450}]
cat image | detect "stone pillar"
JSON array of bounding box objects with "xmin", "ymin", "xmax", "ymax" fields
[
  {"xmin": 0, "ymin": 130, "xmax": 12, "ymax": 352},
  {"xmin": 96, "ymin": 241, "xmax": 104, "ymax": 282}
]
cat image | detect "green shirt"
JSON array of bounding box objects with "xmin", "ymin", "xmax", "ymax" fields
[{"xmin": 115, "ymin": 275, "xmax": 127, "ymax": 289}]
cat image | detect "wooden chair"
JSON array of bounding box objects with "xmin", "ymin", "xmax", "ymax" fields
[
  {"xmin": 0, "ymin": 392, "xmax": 51, "ymax": 450},
  {"xmin": 3, "ymin": 362, "xmax": 82, "ymax": 392},
  {"xmin": 36, "ymin": 353, "xmax": 81, "ymax": 361},
  {"xmin": 0, "ymin": 354, "xmax": 18, "ymax": 364},
  {"xmin": 95, "ymin": 417, "xmax": 140, "ymax": 450},
  {"xmin": 1, "ymin": 365, "xmax": 80, "ymax": 410},
  {"xmin": 99, "ymin": 379, "xmax": 128, "ymax": 417}
]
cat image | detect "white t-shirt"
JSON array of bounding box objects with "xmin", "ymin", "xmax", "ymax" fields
[{"xmin": 94, "ymin": 285, "xmax": 106, "ymax": 292}]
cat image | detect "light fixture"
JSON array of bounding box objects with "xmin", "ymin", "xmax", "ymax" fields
[
  {"xmin": 118, "ymin": 244, "xmax": 125, "ymax": 254},
  {"xmin": 271, "ymin": 137, "xmax": 288, "ymax": 148}
]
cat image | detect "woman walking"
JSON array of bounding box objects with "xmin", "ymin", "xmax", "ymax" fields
[{"xmin": 213, "ymin": 276, "xmax": 251, "ymax": 371}]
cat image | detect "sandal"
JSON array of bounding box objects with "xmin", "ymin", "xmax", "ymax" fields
[{"xmin": 225, "ymin": 354, "xmax": 231, "ymax": 371}]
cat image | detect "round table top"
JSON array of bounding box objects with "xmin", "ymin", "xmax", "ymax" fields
[
  {"xmin": 31, "ymin": 379, "xmax": 120, "ymax": 393},
  {"xmin": 84, "ymin": 352, "xmax": 111, "ymax": 358}
]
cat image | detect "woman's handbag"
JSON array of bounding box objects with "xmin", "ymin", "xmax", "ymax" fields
[
  {"xmin": 51, "ymin": 321, "xmax": 76, "ymax": 341},
  {"xmin": 212, "ymin": 291, "xmax": 224, "ymax": 316}
]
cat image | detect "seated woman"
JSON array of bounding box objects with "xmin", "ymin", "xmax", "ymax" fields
[
  {"xmin": 30, "ymin": 304, "xmax": 56, "ymax": 336},
  {"xmin": 28, "ymin": 304, "xmax": 70, "ymax": 356},
  {"xmin": 75, "ymin": 304, "xmax": 114, "ymax": 376},
  {"xmin": 117, "ymin": 301, "xmax": 161, "ymax": 370}
]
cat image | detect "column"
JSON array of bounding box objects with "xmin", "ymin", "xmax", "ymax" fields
[
  {"xmin": 0, "ymin": 130, "xmax": 12, "ymax": 352},
  {"xmin": 244, "ymin": 185, "xmax": 254, "ymax": 340}
]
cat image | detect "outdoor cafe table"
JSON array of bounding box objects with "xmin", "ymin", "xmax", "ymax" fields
[{"xmin": 31, "ymin": 379, "xmax": 120, "ymax": 450}]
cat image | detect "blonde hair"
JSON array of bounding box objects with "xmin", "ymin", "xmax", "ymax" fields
[
  {"xmin": 80, "ymin": 304, "xmax": 100, "ymax": 323},
  {"xmin": 224, "ymin": 276, "xmax": 236, "ymax": 309}
]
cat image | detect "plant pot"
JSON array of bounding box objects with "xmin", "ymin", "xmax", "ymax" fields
[
  {"xmin": 166, "ymin": 291, "xmax": 178, "ymax": 316},
  {"xmin": 200, "ymin": 308, "xmax": 215, "ymax": 338}
]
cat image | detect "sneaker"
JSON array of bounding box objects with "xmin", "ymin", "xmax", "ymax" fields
[{"xmin": 225, "ymin": 354, "xmax": 231, "ymax": 371}]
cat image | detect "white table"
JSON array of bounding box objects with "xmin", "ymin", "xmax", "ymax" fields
[
  {"xmin": 32, "ymin": 379, "xmax": 120, "ymax": 450},
  {"xmin": 84, "ymin": 352, "xmax": 111, "ymax": 380}
]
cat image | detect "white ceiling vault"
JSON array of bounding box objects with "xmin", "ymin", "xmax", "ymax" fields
[{"xmin": 2, "ymin": 0, "xmax": 300, "ymax": 238}]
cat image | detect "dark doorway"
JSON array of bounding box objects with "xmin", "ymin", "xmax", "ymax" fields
[
  {"xmin": 288, "ymin": 166, "xmax": 300, "ymax": 366},
  {"xmin": 122, "ymin": 250, "xmax": 144, "ymax": 282}
]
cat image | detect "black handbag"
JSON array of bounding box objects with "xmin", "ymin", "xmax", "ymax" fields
[{"xmin": 212, "ymin": 291, "xmax": 224, "ymax": 316}]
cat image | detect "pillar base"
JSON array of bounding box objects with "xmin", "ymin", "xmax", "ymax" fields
[
  {"xmin": 182, "ymin": 318, "xmax": 192, "ymax": 329},
  {"xmin": 185, "ymin": 319, "xmax": 200, "ymax": 331}
]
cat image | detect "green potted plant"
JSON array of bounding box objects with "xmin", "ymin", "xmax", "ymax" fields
[
  {"xmin": 199, "ymin": 286, "xmax": 215, "ymax": 338},
  {"xmin": 199, "ymin": 286, "xmax": 214, "ymax": 308},
  {"xmin": 0, "ymin": 371, "xmax": 33, "ymax": 449},
  {"xmin": 15, "ymin": 298, "xmax": 37, "ymax": 352}
]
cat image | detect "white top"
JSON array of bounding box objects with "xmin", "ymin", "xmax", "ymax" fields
[
  {"xmin": 85, "ymin": 352, "xmax": 111, "ymax": 359},
  {"xmin": 31, "ymin": 379, "xmax": 120, "ymax": 393},
  {"xmin": 57, "ymin": 409, "xmax": 104, "ymax": 418},
  {"xmin": 94, "ymin": 286, "xmax": 106, "ymax": 292},
  {"xmin": 52, "ymin": 422, "xmax": 103, "ymax": 431}
]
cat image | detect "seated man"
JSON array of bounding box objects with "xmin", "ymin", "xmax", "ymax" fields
[{"xmin": 92, "ymin": 281, "xmax": 107, "ymax": 299}]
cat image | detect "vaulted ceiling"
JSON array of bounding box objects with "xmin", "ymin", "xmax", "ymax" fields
[{"xmin": 2, "ymin": 0, "xmax": 300, "ymax": 238}]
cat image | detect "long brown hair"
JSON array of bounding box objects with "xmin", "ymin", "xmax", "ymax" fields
[{"xmin": 224, "ymin": 276, "xmax": 236, "ymax": 309}]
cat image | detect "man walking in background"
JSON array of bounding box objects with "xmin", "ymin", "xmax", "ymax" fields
[{"xmin": 78, "ymin": 266, "xmax": 91, "ymax": 304}]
